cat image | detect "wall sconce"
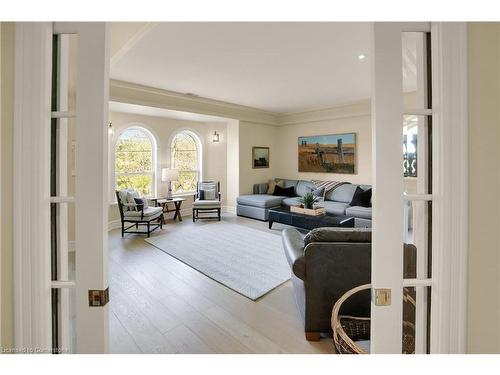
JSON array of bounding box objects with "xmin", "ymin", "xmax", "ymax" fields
[
  {"xmin": 212, "ymin": 131, "xmax": 220, "ymax": 143},
  {"xmin": 108, "ymin": 122, "xmax": 114, "ymax": 136}
]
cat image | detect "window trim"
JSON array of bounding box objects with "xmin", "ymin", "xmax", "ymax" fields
[
  {"xmin": 168, "ymin": 129, "xmax": 203, "ymax": 195},
  {"xmin": 111, "ymin": 124, "xmax": 159, "ymax": 201}
]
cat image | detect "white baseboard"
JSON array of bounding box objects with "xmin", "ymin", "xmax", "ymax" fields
[
  {"xmin": 108, "ymin": 219, "xmax": 122, "ymax": 231},
  {"xmin": 223, "ymin": 205, "xmax": 236, "ymax": 214}
]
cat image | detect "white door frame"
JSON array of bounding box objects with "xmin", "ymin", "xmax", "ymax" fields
[
  {"xmin": 13, "ymin": 22, "xmax": 53, "ymax": 352},
  {"xmin": 13, "ymin": 22, "xmax": 110, "ymax": 353},
  {"xmin": 71, "ymin": 22, "xmax": 110, "ymax": 354},
  {"xmin": 371, "ymin": 22, "xmax": 468, "ymax": 353},
  {"xmin": 429, "ymin": 22, "xmax": 468, "ymax": 353},
  {"xmin": 370, "ymin": 22, "xmax": 405, "ymax": 353},
  {"xmin": 0, "ymin": 22, "xmax": 3, "ymax": 346}
]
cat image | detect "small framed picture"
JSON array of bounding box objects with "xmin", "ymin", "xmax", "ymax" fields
[{"xmin": 252, "ymin": 146, "xmax": 270, "ymax": 169}]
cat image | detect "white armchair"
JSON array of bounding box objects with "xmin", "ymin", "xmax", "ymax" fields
[
  {"xmin": 116, "ymin": 189, "xmax": 164, "ymax": 237},
  {"xmin": 192, "ymin": 181, "xmax": 221, "ymax": 222}
]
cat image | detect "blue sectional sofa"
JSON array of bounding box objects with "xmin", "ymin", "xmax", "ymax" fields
[{"xmin": 236, "ymin": 179, "xmax": 372, "ymax": 228}]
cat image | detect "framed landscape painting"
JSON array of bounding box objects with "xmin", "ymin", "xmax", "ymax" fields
[
  {"xmin": 252, "ymin": 146, "xmax": 270, "ymax": 169},
  {"xmin": 298, "ymin": 133, "xmax": 356, "ymax": 174}
]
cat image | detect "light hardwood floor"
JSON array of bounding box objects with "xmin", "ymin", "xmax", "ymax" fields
[{"xmin": 108, "ymin": 213, "xmax": 335, "ymax": 354}]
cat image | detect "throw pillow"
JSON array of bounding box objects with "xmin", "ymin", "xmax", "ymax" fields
[
  {"xmin": 200, "ymin": 182, "xmax": 216, "ymax": 191},
  {"xmin": 118, "ymin": 189, "xmax": 131, "ymax": 210},
  {"xmin": 204, "ymin": 189, "xmax": 216, "ymax": 200},
  {"xmin": 350, "ymin": 187, "xmax": 372, "ymax": 207},
  {"xmin": 126, "ymin": 190, "xmax": 140, "ymax": 210},
  {"xmin": 273, "ymin": 185, "xmax": 295, "ymax": 198},
  {"xmin": 267, "ymin": 179, "xmax": 284, "ymax": 194},
  {"xmin": 134, "ymin": 198, "xmax": 145, "ymax": 210},
  {"xmin": 308, "ymin": 186, "xmax": 325, "ymax": 199}
]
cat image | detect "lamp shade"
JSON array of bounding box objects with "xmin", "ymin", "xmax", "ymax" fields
[{"xmin": 161, "ymin": 168, "xmax": 179, "ymax": 182}]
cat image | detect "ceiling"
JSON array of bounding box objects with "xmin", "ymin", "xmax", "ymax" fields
[
  {"xmin": 109, "ymin": 101, "xmax": 228, "ymax": 123},
  {"xmin": 110, "ymin": 23, "xmax": 417, "ymax": 113}
]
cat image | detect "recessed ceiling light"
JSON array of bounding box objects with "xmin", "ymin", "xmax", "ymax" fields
[{"xmin": 358, "ymin": 54, "xmax": 366, "ymax": 60}]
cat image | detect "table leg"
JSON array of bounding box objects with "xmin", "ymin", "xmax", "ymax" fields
[
  {"xmin": 162, "ymin": 203, "xmax": 166, "ymax": 224},
  {"xmin": 174, "ymin": 201, "xmax": 183, "ymax": 222},
  {"xmin": 269, "ymin": 220, "xmax": 273, "ymax": 229}
]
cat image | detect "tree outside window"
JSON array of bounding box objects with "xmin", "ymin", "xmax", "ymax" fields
[
  {"xmin": 171, "ymin": 131, "xmax": 200, "ymax": 193},
  {"xmin": 115, "ymin": 127, "xmax": 155, "ymax": 196}
]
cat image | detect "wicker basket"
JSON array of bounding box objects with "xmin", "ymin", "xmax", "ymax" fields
[{"xmin": 331, "ymin": 284, "xmax": 416, "ymax": 354}]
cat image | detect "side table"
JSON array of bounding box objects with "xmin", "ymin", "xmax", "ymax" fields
[{"xmin": 150, "ymin": 197, "xmax": 186, "ymax": 224}]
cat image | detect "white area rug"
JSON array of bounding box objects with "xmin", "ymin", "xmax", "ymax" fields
[{"xmin": 145, "ymin": 222, "xmax": 291, "ymax": 300}]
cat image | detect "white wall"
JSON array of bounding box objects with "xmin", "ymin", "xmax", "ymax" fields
[
  {"xmin": 237, "ymin": 121, "xmax": 281, "ymax": 195},
  {"xmin": 233, "ymin": 104, "xmax": 373, "ymax": 196},
  {"xmin": 467, "ymin": 22, "xmax": 500, "ymax": 354},
  {"xmin": 0, "ymin": 22, "xmax": 14, "ymax": 350},
  {"xmin": 0, "ymin": 21, "xmax": 2, "ymax": 349},
  {"xmin": 225, "ymin": 119, "xmax": 240, "ymax": 210}
]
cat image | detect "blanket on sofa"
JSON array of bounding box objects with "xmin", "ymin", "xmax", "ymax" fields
[{"xmin": 311, "ymin": 180, "xmax": 349, "ymax": 197}]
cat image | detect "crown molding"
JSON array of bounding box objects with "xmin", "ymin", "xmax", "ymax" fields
[
  {"xmin": 277, "ymin": 99, "xmax": 371, "ymax": 125},
  {"xmin": 110, "ymin": 79, "xmax": 372, "ymax": 126},
  {"xmin": 110, "ymin": 79, "xmax": 279, "ymax": 126}
]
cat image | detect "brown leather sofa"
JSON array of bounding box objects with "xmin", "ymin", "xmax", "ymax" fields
[{"xmin": 282, "ymin": 227, "xmax": 416, "ymax": 341}]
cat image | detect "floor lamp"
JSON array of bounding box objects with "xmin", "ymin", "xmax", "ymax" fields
[{"xmin": 161, "ymin": 168, "xmax": 179, "ymax": 199}]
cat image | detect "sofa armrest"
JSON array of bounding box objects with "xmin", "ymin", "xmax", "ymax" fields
[
  {"xmin": 281, "ymin": 228, "xmax": 306, "ymax": 280},
  {"xmin": 303, "ymin": 241, "xmax": 372, "ymax": 318},
  {"xmin": 253, "ymin": 183, "xmax": 269, "ymax": 194},
  {"xmin": 304, "ymin": 227, "xmax": 371, "ymax": 245}
]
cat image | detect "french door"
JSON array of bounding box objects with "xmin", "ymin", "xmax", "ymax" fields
[
  {"xmin": 12, "ymin": 21, "xmax": 467, "ymax": 355},
  {"xmin": 370, "ymin": 22, "xmax": 468, "ymax": 354},
  {"xmin": 14, "ymin": 22, "xmax": 110, "ymax": 353}
]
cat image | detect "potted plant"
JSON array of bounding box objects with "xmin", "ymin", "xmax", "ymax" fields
[{"xmin": 298, "ymin": 192, "xmax": 320, "ymax": 209}]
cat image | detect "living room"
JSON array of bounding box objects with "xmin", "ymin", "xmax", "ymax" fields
[
  {"xmin": 100, "ymin": 22, "xmax": 409, "ymax": 353},
  {"xmin": 3, "ymin": 10, "xmax": 498, "ymax": 363},
  {"xmin": 107, "ymin": 26, "xmax": 373, "ymax": 207},
  {"xmin": 106, "ymin": 92, "xmax": 373, "ymax": 225}
]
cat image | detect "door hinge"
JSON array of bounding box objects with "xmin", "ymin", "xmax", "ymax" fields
[
  {"xmin": 88, "ymin": 287, "xmax": 109, "ymax": 307},
  {"xmin": 374, "ymin": 288, "xmax": 391, "ymax": 306}
]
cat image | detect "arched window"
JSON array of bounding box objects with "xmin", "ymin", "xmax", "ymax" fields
[
  {"xmin": 170, "ymin": 130, "xmax": 201, "ymax": 194},
  {"xmin": 115, "ymin": 127, "xmax": 156, "ymax": 196}
]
